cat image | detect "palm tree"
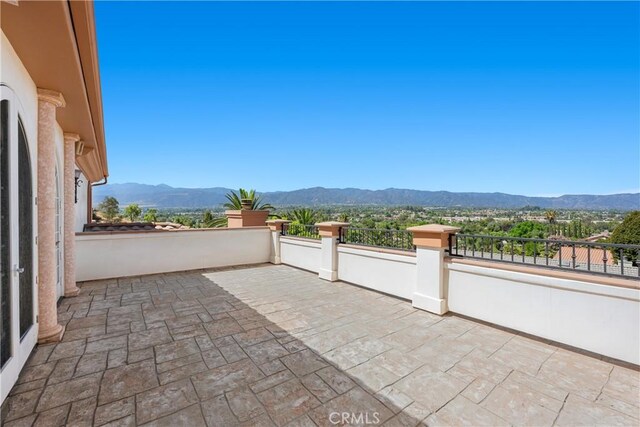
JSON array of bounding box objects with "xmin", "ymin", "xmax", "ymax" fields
[
  {"xmin": 545, "ymin": 210, "xmax": 558, "ymax": 236},
  {"xmin": 545, "ymin": 210, "xmax": 557, "ymax": 224},
  {"xmin": 204, "ymin": 188, "xmax": 273, "ymax": 228},
  {"xmin": 223, "ymin": 188, "xmax": 273, "ymax": 211},
  {"xmin": 287, "ymin": 208, "xmax": 320, "ymax": 225},
  {"xmin": 202, "ymin": 212, "xmax": 227, "ymax": 228}
]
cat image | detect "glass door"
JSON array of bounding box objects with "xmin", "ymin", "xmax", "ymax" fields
[{"xmin": 1, "ymin": 86, "xmax": 37, "ymax": 404}]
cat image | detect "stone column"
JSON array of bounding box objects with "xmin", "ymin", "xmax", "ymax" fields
[
  {"xmin": 63, "ymin": 133, "xmax": 80, "ymax": 297},
  {"xmin": 316, "ymin": 221, "xmax": 349, "ymax": 281},
  {"xmin": 37, "ymin": 89, "xmax": 66, "ymax": 343},
  {"xmin": 407, "ymin": 224, "xmax": 460, "ymax": 315},
  {"xmin": 266, "ymin": 220, "xmax": 291, "ymax": 264}
]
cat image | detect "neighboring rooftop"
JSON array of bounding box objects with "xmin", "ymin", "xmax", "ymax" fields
[
  {"xmin": 82, "ymin": 222, "xmax": 191, "ymax": 233},
  {"xmin": 83, "ymin": 222, "xmax": 157, "ymax": 233},
  {"xmin": 2, "ymin": 265, "xmax": 638, "ymax": 426},
  {"xmin": 552, "ymin": 245, "xmax": 616, "ymax": 266}
]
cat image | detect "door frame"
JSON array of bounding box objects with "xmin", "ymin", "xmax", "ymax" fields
[
  {"xmin": 0, "ymin": 84, "xmax": 39, "ymax": 404},
  {"xmin": 55, "ymin": 163, "xmax": 64, "ymax": 300}
]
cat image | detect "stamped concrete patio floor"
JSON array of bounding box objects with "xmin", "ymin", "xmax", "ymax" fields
[{"xmin": 2, "ymin": 264, "xmax": 639, "ymax": 426}]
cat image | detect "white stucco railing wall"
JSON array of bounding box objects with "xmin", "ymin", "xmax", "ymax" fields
[
  {"xmin": 280, "ymin": 237, "xmax": 322, "ymax": 273},
  {"xmin": 337, "ymin": 245, "xmax": 416, "ymax": 300},
  {"xmin": 273, "ymin": 229, "xmax": 640, "ymax": 365},
  {"xmin": 446, "ymin": 260, "xmax": 640, "ymax": 365},
  {"xmin": 76, "ymin": 227, "xmax": 271, "ymax": 281},
  {"xmin": 76, "ymin": 225, "xmax": 640, "ymax": 365}
]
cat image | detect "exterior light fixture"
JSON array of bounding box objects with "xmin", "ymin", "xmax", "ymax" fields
[{"xmin": 74, "ymin": 170, "xmax": 83, "ymax": 203}]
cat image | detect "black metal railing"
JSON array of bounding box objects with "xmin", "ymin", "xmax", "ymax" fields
[
  {"xmin": 449, "ymin": 234, "xmax": 640, "ymax": 279},
  {"xmin": 339, "ymin": 227, "xmax": 415, "ymax": 252},
  {"xmin": 281, "ymin": 223, "xmax": 321, "ymax": 240}
]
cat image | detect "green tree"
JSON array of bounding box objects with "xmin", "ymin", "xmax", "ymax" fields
[
  {"xmin": 224, "ymin": 188, "xmax": 273, "ymax": 211},
  {"xmin": 508, "ymin": 221, "xmax": 547, "ymax": 238},
  {"xmin": 143, "ymin": 208, "xmax": 158, "ymax": 223},
  {"xmin": 288, "ymin": 208, "xmax": 320, "ymax": 225},
  {"xmin": 610, "ymin": 211, "xmax": 640, "ymax": 264},
  {"xmin": 123, "ymin": 204, "xmax": 142, "ymax": 222},
  {"xmin": 172, "ymin": 215, "xmax": 195, "ymax": 227},
  {"xmin": 201, "ymin": 210, "xmax": 226, "ymax": 228},
  {"xmin": 97, "ymin": 196, "xmax": 119, "ymax": 222},
  {"xmin": 544, "ymin": 210, "xmax": 557, "ymax": 224}
]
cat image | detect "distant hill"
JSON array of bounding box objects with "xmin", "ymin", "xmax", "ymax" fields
[{"xmin": 93, "ymin": 183, "xmax": 640, "ymax": 210}]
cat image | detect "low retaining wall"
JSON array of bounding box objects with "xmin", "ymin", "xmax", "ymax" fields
[
  {"xmin": 76, "ymin": 227, "xmax": 271, "ymax": 281},
  {"xmin": 337, "ymin": 245, "xmax": 416, "ymax": 300},
  {"xmin": 280, "ymin": 237, "xmax": 321, "ymax": 273},
  {"xmin": 446, "ymin": 258, "xmax": 640, "ymax": 365}
]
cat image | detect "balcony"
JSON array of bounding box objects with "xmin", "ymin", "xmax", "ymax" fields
[{"xmin": 1, "ymin": 223, "xmax": 638, "ymax": 426}]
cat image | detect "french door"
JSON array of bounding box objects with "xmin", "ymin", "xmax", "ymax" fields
[{"xmin": 1, "ymin": 85, "xmax": 38, "ymax": 403}]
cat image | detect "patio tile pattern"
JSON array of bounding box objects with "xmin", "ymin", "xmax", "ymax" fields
[{"xmin": 1, "ymin": 264, "xmax": 638, "ymax": 426}]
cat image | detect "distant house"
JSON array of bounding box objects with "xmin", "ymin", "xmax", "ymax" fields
[{"xmin": 584, "ymin": 231, "xmax": 610, "ymax": 242}]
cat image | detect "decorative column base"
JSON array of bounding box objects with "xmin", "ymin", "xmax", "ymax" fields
[
  {"xmin": 412, "ymin": 292, "xmax": 448, "ymax": 315},
  {"xmin": 64, "ymin": 287, "xmax": 80, "ymax": 297},
  {"xmin": 38, "ymin": 324, "xmax": 65, "ymax": 344},
  {"xmin": 318, "ymin": 268, "xmax": 338, "ymax": 282}
]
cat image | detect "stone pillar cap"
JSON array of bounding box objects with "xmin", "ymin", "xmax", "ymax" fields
[
  {"xmin": 315, "ymin": 221, "xmax": 350, "ymax": 228},
  {"xmin": 266, "ymin": 219, "xmax": 290, "ymax": 231},
  {"xmin": 407, "ymin": 225, "xmax": 460, "ymax": 234},
  {"xmin": 316, "ymin": 222, "xmax": 349, "ymax": 238},
  {"xmin": 408, "ymin": 224, "xmax": 459, "ymax": 249}
]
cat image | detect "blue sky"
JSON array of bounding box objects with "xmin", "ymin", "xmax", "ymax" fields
[{"xmin": 95, "ymin": 1, "xmax": 639, "ymax": 196}]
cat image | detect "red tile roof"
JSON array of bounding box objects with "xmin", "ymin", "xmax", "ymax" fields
[{"xmin": 552, "ymin": 245, "xmax": 615, "ymax": 265}]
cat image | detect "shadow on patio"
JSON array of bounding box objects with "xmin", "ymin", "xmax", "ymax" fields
[{"xmin": 2, "ymin": 264, "xmax": 639, "ymax": 426}]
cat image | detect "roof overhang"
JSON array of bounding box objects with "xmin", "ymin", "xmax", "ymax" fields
[{"xmin": 1, "ymin": 0, "xmax": 108, "ymax": 182}]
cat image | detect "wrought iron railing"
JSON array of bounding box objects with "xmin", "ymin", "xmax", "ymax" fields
[
  {"xmin": 281, "ymin": 223, "xmax": 321, "ymax": 240},
  {"xmin": 449, "ymin": 234, "xmax": 640, "ymax": 279},
  {"xmin": 339, "ymin": 227, "xmax": 415, "ymax": 252}
]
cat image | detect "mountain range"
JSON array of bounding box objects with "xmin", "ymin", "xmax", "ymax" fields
[{"xmin": 92, "ymin": 183, "xmax": 640, "ymax": 210}]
